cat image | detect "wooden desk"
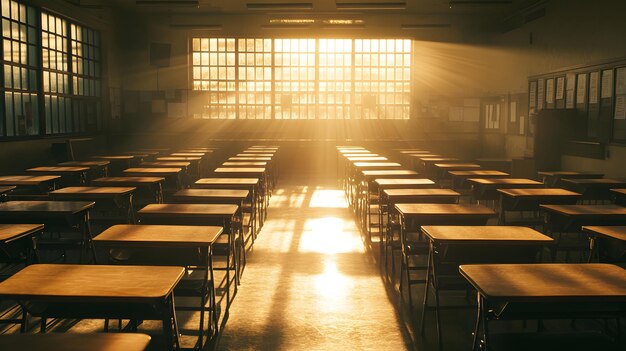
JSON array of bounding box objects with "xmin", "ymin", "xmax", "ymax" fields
[
  {"xmin": 541, "ymin": 204, "xmax": 626, "ymax": 233},
  {"xmin": 433, "ymin": 163, "xmax": 481, "ymax": 180},
  {"xmin": 123, "ymin": 168, "xmax": 183, "ymax": 190},
  {"xmin": 374, "ymin": 178, "xmax": 436, "ymax": 190},
  {"xmin": 137, "ymin": 204, "xmax": 241, "ymax": 288},
  {"xmin": 353, "ymin": 162, "xmax": 401, "ymax": 169},
  {"xmin": 236, "ymin": 153, "xmax": 273, "ymax": 157},
  {"xmin": 0, "ymin": 264, "xmax": 184, "ymax": 350},
  {"xmin": 222, "ymin": 162, "xmax": 268, "ymax": 167},
  {"xmin": 0, "ymin": 223, "xmax": 42, "ymax": 265},
  {"xmin": 0, "ymin": 333, "xmax": 151, "ymax": 351},
  {"xmin": 92, "ymin": 177, "xmax": 165, "ymax": 204},
  {"xmin": 420, "ymin": 226, "xmax": 553, "ymax": 347},
  {"xmin": 0, "ymin": 175, "xmax": 60, "ymax": 195},
  {"xmin": 611, "ymin": 188, "xmax": 626, "ymax": 206},
  {"xmin": 0, "ymin": 186, "xmax": 15, "ymax": 202},
  {"xmin": 156, "ymin": 157, "xmax": 202, "ymax": 177},
  {"xmin": 538, "ymin": 171, "xmax": 604, "ymax": 187},
  {"xmin": 229, "ymin": 157, "xmax": 272, "ymax": 161},
  {"xmin": 561, "ymin": 178, "xmax": 626, "ymax": 201},
  {"xmin": 173, "ymin": 189, "xmax": 249, "ymax": 204},
  {"xmin": 91, "ymin": 155, "xmax": 137, "ymax": 175},
  {"xmin": 460, "ymin": 263, "xmax": 626, "ymax": 351},
  {"xmin": 347, "ymin": 156, "xmax": 388, "ymax": 162},
  {"xmin": 94, "ymin": 224, "xmax": 223, "ymax": 342},
  {"xmin": 58, "ymin": 160, "xmax": 110, "ymax": 178},
  {"xmin": 583, "ymin": 226, "xmax": 626, "ymax": 263},
  {"xmin": 26, "ymin": 166, "xmax": 90, "ymax": 186},
  {"xmin": 50, "ymin": 187, "xmax": 136, "ymax": 224},
  {"xmin": 497, "ymin": 188, "xmax": 581, "ymax": 225},
  {"xmin": 449, "ymin": 170, "xmax": 509, "ymax": 189},
  {"xmin": 419, "ymin": 157, "xmax": 458, "ymax": 175},
  {"xmin": 469, "ymin": 178, "xmax": 544, "ymax": 202},
  {"xmin": 393, "ymin": 203, "xmax": 496, "ymax": 311},
  {"xmin": 361, "ymin": 170, "xmax": 418, "ymax": 181},
  {"xmin": 0, "ymin": 201, "xmax": 95, "ymax": 262}
]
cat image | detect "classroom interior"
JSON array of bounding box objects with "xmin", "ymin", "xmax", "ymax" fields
[{"xmin": 0, "ymin": 0, "xmax": 625, "ymax": 350}]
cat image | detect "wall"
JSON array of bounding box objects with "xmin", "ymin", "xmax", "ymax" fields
[{"xmin": 480, "ymin": 0, "xmax": 626, "ymax": 173}]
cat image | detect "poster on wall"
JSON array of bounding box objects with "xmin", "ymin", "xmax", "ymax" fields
[
  {"xmin": 589, "ymin": 72, "xmax": 599, "ymax": 104},
  {"xmin": 546, "ymin": 78, "xmax": 555, "ymax": 104},
  {"xmin": 576, "ymin": 73, "xmax": 587, "ymax": 105},
  {"xmin": 529, "ymin": 81, "xmax": 537, "ymax": 107},
  {"xmin": 556, "ymin": 77, "xmax": 565, "ymax": 100},
  {"xmin": 601, "ymin": 69, "xmax": 614, "ymax": 99},
  {"xmin": 537, "ymin": 79, "xmax": 545, "ymax": 110}
]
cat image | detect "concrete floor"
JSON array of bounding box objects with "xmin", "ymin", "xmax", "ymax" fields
[{"xmin": 216, "ymin": 184, "xmax": 412, "ymax": 350}]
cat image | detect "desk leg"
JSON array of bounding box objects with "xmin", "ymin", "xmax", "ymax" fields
[
  {"xmin": 208, "ymin": 247, "xmax": 218, "ymax": 336},
  {"xmin": 420, "ymin": 243, "xmax": 433, "ymax": 335},
  {"xmin": 162, "ymin": 294, "xmax": 181, "ymax": 351},
  {"xmin": 471, "ymin": 292, "xmax": 483, "ymax": 351}
]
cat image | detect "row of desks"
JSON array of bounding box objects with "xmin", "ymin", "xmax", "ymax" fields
[
  {"xmin": 0, "ymin": 145, "xmax": 280, "ymax": 350},
  {"xmin": 340, "ymin": 146, "xmax": 626, "ymax": 351}
]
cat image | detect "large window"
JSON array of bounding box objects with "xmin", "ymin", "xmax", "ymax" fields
[
  {"xmin": 0, "ymin": 0, "xmax": 101, "ymax": 139},
  {"xmin": 1, "ymin": 0, "xmax": 38, "ymax": 136},
  {"xmin": 191, "ymin": 38, "xmax": 412, "ymax": 120}
]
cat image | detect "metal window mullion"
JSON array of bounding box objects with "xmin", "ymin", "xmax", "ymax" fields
[
  {"xmin": 351, "ymin": 39, "xmax": 356, "ymax": 120},
  {"xmin": 235, "ymin": 38, "xmax": 239, "ymax": 120},
  {"xmin": 66, "ymin": 20, "xmax": 74, "ymax": 132},
  {"xmin": 36, "ymin": 9, "xmax": 46, "ymax": 135},
  {"xmin": 314, "ymin": 38, "xmax": 319, "ymax": 120},
  {"xmin": 271, "ymin": 39, "xmax": 275, "ymax": 120}
]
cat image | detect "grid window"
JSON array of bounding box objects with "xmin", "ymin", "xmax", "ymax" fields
[
  {"xmin": 190, "ymin": 38, "xmax": 412, "ymax": 120},
  {"xmin": 274, "ymin": 39, "xmax": 316, "ymax": 119},
  {"xmin": 319, "ymin": 39, "xmax": 352, "ymax": 119},
  {"xmin": 237, "ymin": 38, "xmax": 271, "ymax": 119},
  {"xmin": 41, "ymin": 11, "xmax": 71, "ymax": 134},
  {"xmin": 1, "ymin": 0, "xmax": 38, "ymax": 136},
  {"xmin": 355, "ymin": 39, "xmax": 411, "ymax": 119},
  {"xmin": 71, "ymin": 23, "xmax": 101, "ymax": 131},
  {"xmin": 192, "ymin": 37, "xmax": 236, "ymax": 119}
]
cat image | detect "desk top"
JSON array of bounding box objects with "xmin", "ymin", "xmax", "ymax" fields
[
  {"xmin": 93, "ymin": 177, "xmax": 164, "ymax": 184},
  {"xmin": 195, "ymin": 178, "xmax": 259, "ymax": 185},
  {"xmin": 0, "ymin": 201, "xmax": 94, "ymax": 214},
  {"xmin": 583, "ymin": 226, "xmax": 626, "ymax": 241},
  {"xmin": 476, "ymin": 158, "xmax": 513, "ymax": 162},
  {"xmin": 51, "ymin": 187, "xmax": 136, "ymax": 197},
  {"xmin": 237, "ymin": 153, "xmax": 273, "ymax": 157},
  {"xmin": 353, "ymin": 162, "xmax": 402, "ymax": 168},
  {"xmin": 395, "ymin": 203, "xmax": 495, "ymax": 216},
  {"xmin": 0, "ymin": 264, "xmax": 184, "ymax": 302},
  {"xmin": 408, "ymin": 154, "xmax": 440, "ymax": 158},
  {"xmin": 0, "ymin": 186, "xmax": 15, "ymax": 194},
  {"xmin": 375, "ymin": 178, "xmax": 436, "ymax": 186},
  {"xmin": 222, "ymin": 162, "xmax": 268, "ymax": 167},
  {"xmin": 459, "ymin": 263, "xmax": 626, "ymax": 302},
  {"xmin": 498, "ymin": 188, "xmax": 581, "ymax": 198},
  {"xmin": 0, "ymin": 223, "xmax": 44, "ymax": 243},
  {"xmin": 94, "ymin": 224, "xmax": 223, "ymax": 247},
  {"xmin": 229, "ymin": 157, "xmax": 272, "ymax": 161},
  {"xmin": 244, "ymin": 149, "xmax": 276, "ymax": 153},
  {"xmin": 398, "ymin": 150, "xmax": 429, "ymax": 154},
  {"xmin": 384, "ymin": 189, "xmax": 460, "ymax": 197},
  {"xmin": 612, "ymin": 189, "xmax": 626, "ymax": 196},
  {"xmin": 0, "ymin": 175, "xmax": 60, "ymax": 185},
  {"xmin": 419, "ymin": 157, "xmax": 457, "ymax": 162},
  {"xmin": 92, "ymin": 155, "xmax": 134, "ymax": 161},
  {"xmin": 538, "ymin": 171, "xmax": 605, "ymax": 178},
  {"xmin": 362, "ymin": 170, "xmax": 418, "ymax": 177},
  {"xmin": 468, "ymin": 178, "xmax": 543, "ymax": 186},
  {"xmin": 58, "ymin": 161, "xmax": 110, "ymax": 167},
  {"xmin": 449, "ymin": 170, "xmax": 509, "ymax": 177},
  {"xmin": 344, "ymin": 153, "xmax": 379, "ymax": 157},
  {"xmin": 178, "ymin": 149, "xmax": 214, "ymax": 153},
  {"xmin": 562, "ymin": 178, "xmax": 626, "ymax": 186},
  {"xmin": 214, "ymin": 167, "xmax": 266, "ymax": 173},
  {"xmin": 347, "ymin": 156, "xmax": 387, "ymax": 162},
  {"xmin": 123, "ymin": 168, "xmax": 182, "ymax": 174},
  {"xmin": 422, "ymin": 226, "xmax": 553, "ymax": 244},
  {"xmin": 123, "ymin": 150, "xmax": 160, "ymax": 156},
  {"xmin": 156, "ymin": 157, "xmax": 202, "ymax": 161},
  {"xmin": 170, "ymin": 152, "xmax": 206, "ymax": 157},
  {"xmin": 540, "ymin": 204, "xmax": 626, "ymax": 216},
  {"xmin": 26, "ymin": 166, "xmax": 90, "ymax": 173},
  {"xmin": 434, "ymin": 163, "xmax": 481, "ymax": 169},
  {"xmin": 0, "ymin": 333, "xmax": 151, "ymax": 351},
  {"xmin": 141, "ymin": 162, "xmax": 191, "ymax": 168},
  {"xmin": 139, "ymin": 203, "xmax": 238, "ymax": 216},
  {"xmin": 174, "ymin": 189, "xmax": 249, "ymax": 198}
]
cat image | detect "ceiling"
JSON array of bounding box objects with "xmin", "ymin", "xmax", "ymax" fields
[{"xmin": 93, "ymin": 0, "xmax": 543, "ymax": 18}]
